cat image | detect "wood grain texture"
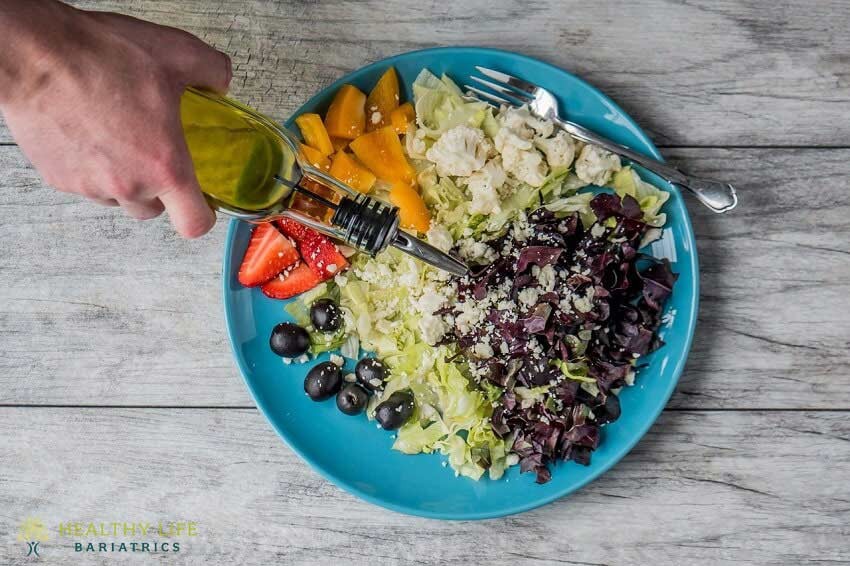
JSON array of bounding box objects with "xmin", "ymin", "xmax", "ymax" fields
[
  {"xmin": 0, "ymin": 0, "xmax": 849, "ymax": 145},
  {"xmin": 0, "ymin": 408, "xmax": 848, "ymax": 565},
  {"xmin": 2, "ymin": 146, "xmax": 848, "ymax": 408}
]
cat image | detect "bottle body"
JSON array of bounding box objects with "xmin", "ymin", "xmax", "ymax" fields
[{"xmin": 180, "ymin": 88, "xmax": 299, "ymax": 212}]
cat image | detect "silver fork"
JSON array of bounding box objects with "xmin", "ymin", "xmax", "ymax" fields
[{"xmin": 465, "ymin": 66, "xmax": 738, "ymax": 213}]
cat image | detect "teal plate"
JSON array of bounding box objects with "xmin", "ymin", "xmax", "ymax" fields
[{"xmin": 222, "ymin": 47, "xmax": 698, "ymax": 520}]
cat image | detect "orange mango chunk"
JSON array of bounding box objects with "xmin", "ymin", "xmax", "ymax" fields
[
  {"xmin": 389, "ymin": 102, "xmax": 415, "ymax": 135},
  {"xmin": 329, "ymin": 151, "xmax": 376, "ymax": 194},
  {"xmin": 390, "ymin": 183, "xmax": 431, "ymax": 234},
  {"xmin": 349, "ymin": 126, "xmax": 415, "ymax": 186},
  {"xmin": 299, "ymin": 143, "xmax": 331, "ymax": 171},
  {"xmin": 295, "ymin": 113, "xmax": 334, "ymax": 156},
  {"xmin": 365, "ymin": 67, "xmax": 400, "ymax": 131},
  {"xmin": 330, "ymin": 137, "xmax": 349, "ymax": 152},
  {"xmin": 324, "ymin": 84, "xmax": 366, "ymax": 140}
]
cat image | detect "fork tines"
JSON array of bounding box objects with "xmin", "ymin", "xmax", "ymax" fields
[{"xmin": 464, "ymin": 66, "xmax": 538, "ymax": 108}]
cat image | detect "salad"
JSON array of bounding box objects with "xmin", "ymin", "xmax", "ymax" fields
[{"xmin": 236, "ymin": 67, "xmax": 677, "ymax": 483}]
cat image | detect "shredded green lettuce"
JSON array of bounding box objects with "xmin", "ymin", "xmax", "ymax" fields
[
  {"xmin": 551, "ymin": 359, "xmax": 596, "ymax": 383},
  {"xmin": 285, "ymin": 283, "xmax": 348, "ymax": 354},
  {"xmin": 611, "ymin": 166, "xmax": 670, "ymax": 227},
  {"xmin": 542, "ymin": 191, "xmax": 596, "ymax": 227},
  {"xmin": 412, "ymin": 70, "xmax": 491, "ymax": 138},
  {"xmin": 331, "ymin": 249, "xmax": 509, "ymax": 479}
]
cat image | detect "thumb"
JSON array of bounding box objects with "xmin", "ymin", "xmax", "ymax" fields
[{"xmin": 175, "ymin": 38, "xmax": 232, "ymax": 94}]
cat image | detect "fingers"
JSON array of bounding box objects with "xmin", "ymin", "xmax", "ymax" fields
[
  {"xmin": 175, "ymin": 37, "xmax": 232, "ymax": 93},
  {"xmin": 120, "ymin": 198, "xmax": 165, "ymax": 220},
  {"xmin": 158, "ymin": 184, "xmax": 216, "ymax": 239}
]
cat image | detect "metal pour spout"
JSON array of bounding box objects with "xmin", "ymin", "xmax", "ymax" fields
[{"xmin": 391, "ymin": 231, "xmax": 469, "ymax": 277}]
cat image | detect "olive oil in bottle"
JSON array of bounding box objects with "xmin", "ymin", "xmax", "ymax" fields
[
  {"xmin": 178, "ymin": 87, "xmax": 469, "ymax": 276},
  {"xmin": 180, "ymin": 87, "xmax": 299, "ymax": 212}
]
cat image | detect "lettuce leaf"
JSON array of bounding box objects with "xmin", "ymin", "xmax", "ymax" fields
[
  {"xmin": 412, "ymin": 70, "xmax": 491, "ymax": 138},
  {"xmin": 611, "ymin": 167, "xmax": 670, "ymax": 227},
  {"xmin": 542, "ymin": 191, "xmax": 596, "ymax": 227}
]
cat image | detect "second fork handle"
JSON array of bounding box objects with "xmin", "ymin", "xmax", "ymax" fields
[{"xmin": 553, "ymin": 117, "xmax": 737, "ymax": 213}]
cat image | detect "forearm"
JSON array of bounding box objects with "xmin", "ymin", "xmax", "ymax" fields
[{"xmin": 0, "ymin": 0, "xmax": 78, "ymax": 105}]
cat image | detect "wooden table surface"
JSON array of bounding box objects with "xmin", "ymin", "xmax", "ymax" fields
[{"xmin": 2, "ymin": 1, "xmax": 849, "ymax": 564}]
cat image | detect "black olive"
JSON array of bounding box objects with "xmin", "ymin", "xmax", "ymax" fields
[
  {"xmin": 270, "ymin": 322, "xmax": 310, "ymax": 358},
  {"xmin": 336, "ymin": 383, "xmax": 369, "ymax": 415},
  {"xmin": 355, "ymin": 357, "xmax": 387, "ymax": 391},
  {"xmin": 304, "ymin": 362, "xmax": 342, "ymax": 401},
  {"xmin": 374, "ymin": 390, "xmax": 415, "ymax": 430},
  {"xmin": 310, "ymin": 299, "xmax": 343, "ymax": 333}
]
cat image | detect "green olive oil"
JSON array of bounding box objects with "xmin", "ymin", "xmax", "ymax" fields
[{"xmin": 180, "ymin": 88, "xmax": 299, "ymax": 212}]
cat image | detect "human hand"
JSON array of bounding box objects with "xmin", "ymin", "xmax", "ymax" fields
[{"xmin": 0, "ymin": 1, "xmax": 231, "ymax": 237}]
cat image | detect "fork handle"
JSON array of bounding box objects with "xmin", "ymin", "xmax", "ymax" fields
[{"xmin": 553, "ymin": 117, "xmax": 738, "ymax": 213}]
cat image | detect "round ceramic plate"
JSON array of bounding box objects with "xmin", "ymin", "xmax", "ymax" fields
[{"xmin": 222, "ymin": 47, "xmax": 698, "ymax": 520}]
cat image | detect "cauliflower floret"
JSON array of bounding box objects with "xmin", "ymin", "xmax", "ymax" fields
[
  {"xmin": 457, "ymin": 238, "xmax": 498, "ymax": 263},
  {"xmin": 495, "ymin": 127, "xmax": 548, "ymax": 187},
  {"xmin": 425, "ymin": 125, "xmax": 491, "ymax": 177},
  {"xmin": 416, "ymin": 287, "xmax": 448, "ymax": 315},
  {"xmin": 466, "ymin": 159, "xmax": 507, "ymax": 215},
  {"xmin": 426, "ymin": 224, "xmax": 454, "ymax": 252},
  {"xmin": 405, "ymin": 124, "xmax": 428, "ymax": 160},
  {"xmin": 418, "ymin": 314, "xmax": 448, "ymax": 346},
  {"xmin": 575, "ymin": 144, "xmax": 621, "ymax": 186},
  {"xmin": 535, "ymin": 130, "xmax": 576, "ymax": 169},
  {"xmin": 500, "ymin": 105, "xmax": 554, "ymax": 139}
]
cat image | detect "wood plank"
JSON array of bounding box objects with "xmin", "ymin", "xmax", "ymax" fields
[
  {"xmin": 1, "ymin": 146, "xmax": 849, "ymax": 408},
  {"xmin": 0, "ymin": 408, "xmax": 847, "ymax": 565},
  {"xmin": 0, "ymin": 0, "xmax": 849, "ymax": 145}
]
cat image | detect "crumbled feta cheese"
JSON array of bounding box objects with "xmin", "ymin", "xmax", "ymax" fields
[
  {"xmin": 573, "ymin": 287, "xmax": 596, "ymax": 313},
  {"xmin": 329, "ymin": 354, "xmax": 344, "ymax": 367},
  {"xmin": 370, "ymin": 111, "xmax": 382, "ymax": 125},
  {"xmin": 537, "ymin": 264, "xmax": 556, "ymax": 292},
  {"xmin": 575, "ymin": 144, "xmax": 621, "ymax": 186},
  {"xmin": 590, "ymin": 223, "xmax": 606, "ymax": 238},
  {"xmin": 425, "ymin": 125, "xmax": 491, "ymax": 176},
  {"xmin": 510, "ymin": 215, "xmax": 533, "ymax": 243},
  {"xmin": 517, "ymin": 287, "xmax": 542, "ymax": 308},
  {"xmin": 472, "ymin": 342, "xmax": 494, "ymax": 359},
  {"xmin": 534, "ymin": 130, "xmax": 576, "ymax": 169},
  {"xmin": 426, "ymin": 224, "xmax": 454, "ymax": 253},
  {"xmin": 344, "ymin": 373, "xmax": 357, "ymax": 383}
]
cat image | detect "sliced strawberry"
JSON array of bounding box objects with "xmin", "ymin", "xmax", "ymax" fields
[
  {"xmin": 299, "ymin": 230, "xmax": 350, "ymax": 280},
  {"xmin": 237, "ymin": 223, "xmax": 299, "ymax": 287},
  {"xmin": 261, "ymin": 262, "xmax": 321, "ymax": 299},
  {"xmin": 276, "ymin": 218, "xmax": 313, "ymax": 241},
  {"xmin": 276, "ymin": 218, "xmax": 349, "ymax": 280}
]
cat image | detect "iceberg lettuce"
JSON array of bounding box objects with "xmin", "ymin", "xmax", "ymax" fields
[
  {"xmin": 611, "ymin": 166, "xmax": 670, "ymax": 227},
  {"xmin": 412, "ymin": 70, "xmax": 492, "ymax": 138}
]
